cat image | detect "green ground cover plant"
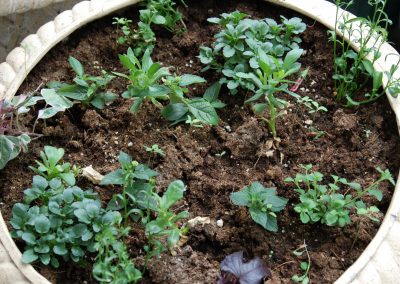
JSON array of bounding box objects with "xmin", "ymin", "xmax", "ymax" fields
[
  {"xmin": 113, "ymin": 0, "xmax": 186, "ymax": 57},
  {"xmin": 285, "ymin": 164, "xmax": 395, "ymax": 227},
  {"xmin": 230, "ymin": 181, "xmax": 288, "ymax": 232}
]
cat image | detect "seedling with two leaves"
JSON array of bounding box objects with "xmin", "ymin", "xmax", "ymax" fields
[
  {"xmin": 285, "ymin": 164, "xmax": 395, "ymax": 227},
  {"xmin": 230, "ymin": 181, "xmax": 288, "ymax": 232}
]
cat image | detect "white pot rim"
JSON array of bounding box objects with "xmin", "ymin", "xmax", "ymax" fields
[{"xmin": 0, "ymin": 0, "xmax": 399, "ymax": 283}]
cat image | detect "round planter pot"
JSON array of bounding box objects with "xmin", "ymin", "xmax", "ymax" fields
[{"xmin": 0, "ymin": 0, "xmax": 399, "ymax": 283}]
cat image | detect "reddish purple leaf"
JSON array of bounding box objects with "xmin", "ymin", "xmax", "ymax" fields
[{"xmin": 216, "ymin": 252, "xmax": 271, "ymax": 284}]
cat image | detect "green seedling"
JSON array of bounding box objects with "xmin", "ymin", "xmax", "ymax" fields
[
  {"xmin": 11, "ymin": 171, "xmax": 120, "ymax": 268},
  {"xmin": 199, "ymin": 11, "xmax": 306, "ymax": 94},
  {"xmin": 48, "ymin": 57, "xmax": 117, "ymax": 110},
  {"xmin": 285, "ymin": 164, "xmax": 395, "ymax": 227},
  {"xmin": 215, "ymin": 151, "xmax": 226, "ymax": 157},
  {"xmin": 330, "ymin": 0, "xmax": 392, "ymax": 106},
  {"xmin": 292, "ymin": 241, "xmax": 311, "ymax": 284},
  {"xmin": 93, "ymin": 216, "xmax": 142, "ymax": 284},
  {"xmin": 238, "ymin": 48, "xmax": 304, "ymax": 137},
  {"xmin": 117, "ymin": 48, "xmax": 223, "ymax": 126},
  {"xmin": 296, "ymin": 96, "xmax": 328, "ymax": 114},
  {"xmin": 230, "ymin": 181, "xmax": 288, "ymax": 232},
  {"xmin": 307, "ymin": 127, "xmax": 326, "ymax": 140},
  {"xmin": 145, "ymin": 144, "xmax": 165, "ymax": 157},
  {"xmin": 29, "ymin": 146, "xmax": 80, "ymax": 186},
  {"xmin": 101, "ymin": 151, "xmax": 188, "ymax": 272}
]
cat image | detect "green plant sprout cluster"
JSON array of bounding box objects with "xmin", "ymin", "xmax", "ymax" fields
[
  {"xmin": 11, "ymin": 147, "xmax": 189, "ymax": 283},
  {"xmin": 330, "ymin": 0, "xmax": 396, "ymax": 107},
  {"xmin": 199, "ymin": 11, "xmax": 326, "ymax": 137},
  {"xmin": 285, "ymin": 164, "xmax": 395, "ymax": 227},
  {"xmin": 292, "ymin": 241, "xmax": 311, "ymax": 284},
  {"xmin": 230, "ymin": 182, "xmax": 288, "ymax": 232},
  {"xmin": 47, "ymin": 57, "xmax": 117, "ymax": 110},
  {"xmin": 113, "ymin": 0, "xmax": 187, "ymax": 57},
  {"xmin": 116, "ymin": 47, "xmax": 223, "ymax": 126}
]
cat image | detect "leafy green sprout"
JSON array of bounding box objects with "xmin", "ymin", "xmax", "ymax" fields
[
  {"xmin": 285, "ymin": 164, "xmax": 395, "ymax": 227},
  {"xmin": 330, "ymin": 0, "xmax": 393, "ymax": 106},
  {"xmin": 29, "ymin": 146, "xmax": 80, "ymax": 186},
  {"xmin": 117, "ymin": 47, "xmax": 224, "ymax": 126},
  {"xmin": 230, "ymin": 182, "xmax": 288, "ymax": 232},
  {"xmin": 145, "ymin": 144, "xmax": 165, "ymax": 157},
  {"xmin": 215, "ymin": 151, "xmax": 226, "ymax": 157},
  {"xmin": 47, "ymin": 56, "xmax": 117, "ymax": 110},
  {"xmin": 292, "ymin": 241, "xmax": 311, "ymax": 284},
  {"xmin": 239, "ymin": 48, "xmax": 304, "ymax": 137}
]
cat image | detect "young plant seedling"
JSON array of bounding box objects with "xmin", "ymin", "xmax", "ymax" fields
[
  {"xmin": 93, "ymin": 215, "xmax": 142, "ymax": 283},
  {"xmin": 113, "ymin": 0, "xmax": 186, "ymax": 57},
  {"xmin": 48, "ymin": 56, "xmax": 117, "ymax": 110},
  {"xmin": 11, "ymin": 155, "xmax": 120, "ymax": 268},
  {"xmin": 292, "ymin": 241, "xmax": 311, "ymax": 284},
  {"xmin": 285, "ymin": 164, "xmax": 395, "ymax": 227},
  {"xmin": 199, "ymin": 11, "xmax": 306, "ymax": 94},
  {"xmin": 101, "ymin": 151, "xmax": 189, "ymax": 271},
  {"xmin": 117, "ymin": 48, "xmax": 224, "ymax": 126},
  {"xmin": 145, "ymin": 144, "xmax": 165, "ymax": 157},
  {"xmin": 0, "ymin": 96, "xmax": 37, "ymax": 169},
  {"xmin": 330, "ymin": 0, "xmax": 392, "ymax": 106},
  {"xmin": 238, "ymin": 48, "xmax": 304, "ymax": 137},
  {"xmin": 29, "ymin": 146, "xmax": 80, "ymax": 186},
  {"xmin": 230, "ymin": 181, "xmax": 288, "ymax": 232}
]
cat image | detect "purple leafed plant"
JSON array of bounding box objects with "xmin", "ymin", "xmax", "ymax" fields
[{"xmin": 216, "ymin": 251, "xmax": 271, "ymax": 284}]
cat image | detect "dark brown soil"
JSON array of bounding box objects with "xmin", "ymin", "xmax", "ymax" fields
[{"xmin": 1, "ymin": 0, "xmax": 399, "ymax": 283}]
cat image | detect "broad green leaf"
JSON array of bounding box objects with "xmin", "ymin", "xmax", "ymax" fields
[
  {"xmin": 69, "ymin": 56, "xmax": 84, "ymax": 77},
  {"xmin": 179, "ymin": 74, "xmax": 206, "ymax": 86},
  {"xmin": 100, "ymin": 169, "xmax": 125, "ymax": 185},
  {"xmin": 34, "ymin": 215, "xmax": 50, "ymax": 234},
  {"xmin": 187, "ymin": 99, "xmax": 219, "ymax": 126},
  {"xmin": 22, "ymin": 232, "xmax": 36, "ymax": 245},
  {"xmin": 44, "ymin": 146, "xmax": 64, "ymax": 167},
  {"xmin": 283, "ymin": 48, "xmax": 303, "ymax": 71},
  {"xmin": 133, "ymin": 164, "xmax": 158, "ymax": 180},
  {"xmin": 160, "ymin": 180, "xmax": 185, "ymax": 210},
  {"xmin": 38, "ymin": 106, "xmax": 66, "ymax": 119},
  {"xmin": 41, "ymin": 88, "xmax": 73, "ymax": 108},
  {"xmin": 230, "ymin": 191, "xmax": 250, "ymax": 206},
  {"xmin": 368, "ymin": 189, "xmax": 383, "ymax": 201},
  {"xmin": 118, "ymin": 151, "xmax": 132, "ymax": 167},
  {"xmin": 22, "ymin": 249, "xmax": 39, "ymax": 264},
  {"xmin": 223, "ymin": 45, "xmax": 235, "ymax": 58},
  {"xmin": 53, "ymin": 244, "xmax": 68, "ymax": 256},
  {"xmin": 204, "ymin": 82, "xmax": 222, "ymax": 103},
  {"xmin": 161, "ymin": 103, "xmax": 188, "ymax": 121}
]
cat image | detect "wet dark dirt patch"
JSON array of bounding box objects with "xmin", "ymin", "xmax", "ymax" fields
[{"xmin": 1, "ymin": 0, "xmax": 399, "ymax": 283}]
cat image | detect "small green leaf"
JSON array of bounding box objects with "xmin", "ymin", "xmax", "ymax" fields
[
  {"xmin": 69, "ymin": 56, "xmax": 85, "ymax": 77},
  {"xmin": 53, "ymin": 244, "xmax": 68, "ymax": 256},
  {"xmin": 368, "ymin": 189, "xmax": 383, "ymax": 201},
  {"xmin": 22, "ymin": 249, "xmax": 39, "ymax": 264},
  {"xmin": 161, "ymin": 103, "xmax": 188, "ymax": 122},
  {"xmin": 101, "ymin": 169, "xmax": 125, "ymax": 185}
]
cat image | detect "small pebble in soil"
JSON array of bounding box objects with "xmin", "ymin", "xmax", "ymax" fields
[
  {"xmin": 127, "ymin": 142, "xmax": 133, "ymax": 147},
  {"xmin": 216, "ymin": 219, "xmax": 224, "ymax": 227},
  {"xmin": 304, "ymin": 119, "xmax": 313, "ymax": 125}
]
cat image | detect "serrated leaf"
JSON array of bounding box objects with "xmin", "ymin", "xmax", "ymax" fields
[
  {"xmin": 187, "ymin": 99, "xmax": 219, "ymax": 126},
  {"xmin": 179, "ymin": 74, "xmax": 206, "ymax": 86}
]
